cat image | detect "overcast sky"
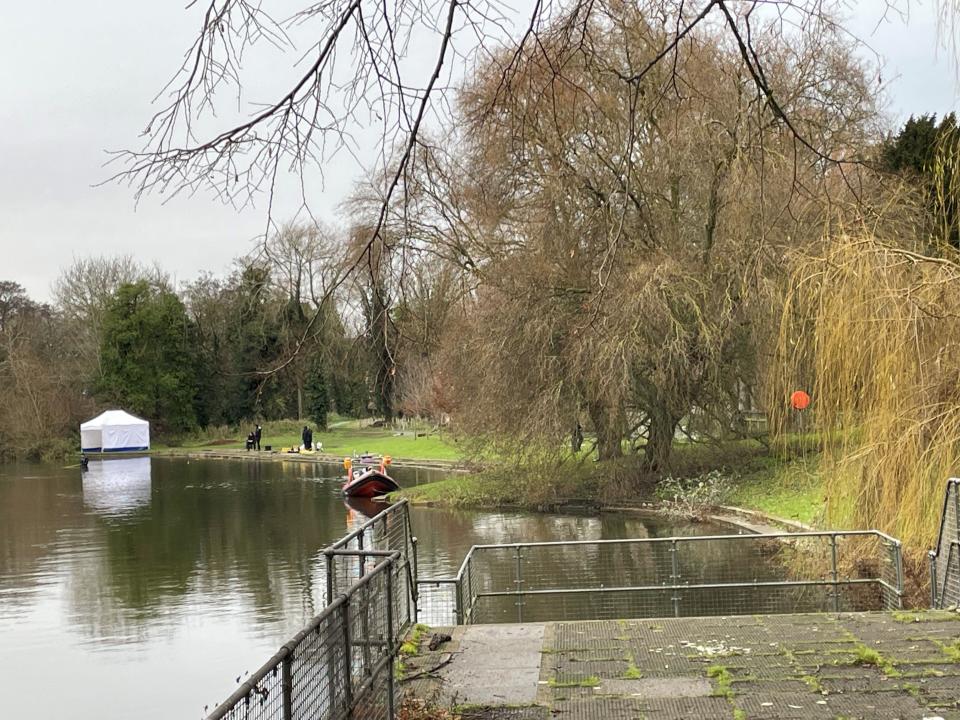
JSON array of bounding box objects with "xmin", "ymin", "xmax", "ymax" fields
[{"xmin": 1, "ymin": 1, "xmax": 957, "ymax": 302}]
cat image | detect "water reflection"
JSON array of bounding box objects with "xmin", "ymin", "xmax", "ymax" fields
[
  {"xmin": 0, "ymin": 457, "xmax": 730, "ymax": 720},
  {"xmin": 82, "ymin": 457, "xmax": 152, "ymax": 516}
]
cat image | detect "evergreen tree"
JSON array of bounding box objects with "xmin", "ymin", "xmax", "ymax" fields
[
  {"xmin": 98, "ymin": 281, "xmax": 199, "ymax": 433},
  {"xmin": 881, "ymin": 113, "xmax": 960, "ymax": 246},
  {"xmin": 305, "ymin": 357, "xmax": 330, "ymax": 430}
]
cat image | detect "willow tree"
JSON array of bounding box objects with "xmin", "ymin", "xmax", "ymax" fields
[
  {"xmin": 409, "ymin": 0, "xmax": 879, "ymax": 469},
  {"xmin": 773, "ymin": 121, "xmax": 960, "ymax": 553}
]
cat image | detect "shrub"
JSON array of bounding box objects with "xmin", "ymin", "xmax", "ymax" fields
[{"xmin": 655, "ymin": 469, "xmax": 735, "ymax": 518}]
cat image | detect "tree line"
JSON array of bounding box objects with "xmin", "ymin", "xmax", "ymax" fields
[
  {"xmin": 0, "ymin": 223, "xmax": 449, "ymax": 459},
  {"xmin": 4, "ymin": 0, "xmax": 959, "ymax": 509}
]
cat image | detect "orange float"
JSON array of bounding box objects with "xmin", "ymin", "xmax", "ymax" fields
[{"xmin": 790, "ymin": 390, "xmax": 811, "ymax": 410}]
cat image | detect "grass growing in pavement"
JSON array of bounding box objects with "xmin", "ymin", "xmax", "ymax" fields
[
  {"xmin": 548, "ymin": 675, "xmax": 601, "ymax": 688},
  {"xmin": 400, "ymin": 623, "xmax": 431, "ymax": 656},
  {"xmin": 852, "ymin": 644, "xmax": 900, "ymax": 677},
  {"xmin": 934, "ymin": 639, "xmax": 960, "ymax": 662},
  {"xmin": 706, "ymin": 664, "xmax": 734, "ymax": 698}
]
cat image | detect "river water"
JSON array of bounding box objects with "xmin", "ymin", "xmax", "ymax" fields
[{"xmin": 0, "ymin": 456, "xmax": 737, "ymax": 720}]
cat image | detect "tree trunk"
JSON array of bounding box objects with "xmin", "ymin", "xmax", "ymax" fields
[
  {"xmin": 588, "ymin": 401, "xmax": 623, "ymax": 461},
  {"xmin": 645, "ymin": 408, "xmax": 678, "ymax": 472},
  {"xmin": 296, "ymin": 380, "xmax": 303, "ymax": 421}
]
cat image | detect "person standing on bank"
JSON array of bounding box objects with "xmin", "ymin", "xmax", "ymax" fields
[
  {"xmin": 302, "ymin": 425, "xmax": 313, "ymax": 451},
  {"xmin": 255, "ymin": 424, "xmax": 262, "ymax": 451}
]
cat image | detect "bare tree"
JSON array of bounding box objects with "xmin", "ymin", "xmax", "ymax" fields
[
  {"xmin": 112, "ymin": 0, "xmax": 950, "ymax": 382},
  {"xmin": 414, "ymin": 0, "xmax": 884, "ymax": 468},
  {"xmin": 52, "ymin": 256, "xmax": 169, "ymax": 383}
]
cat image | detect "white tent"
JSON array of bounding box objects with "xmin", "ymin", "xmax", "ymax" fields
[{"xmin": 80, "ymin": 410, "xmax": 150, "ymax": 453}]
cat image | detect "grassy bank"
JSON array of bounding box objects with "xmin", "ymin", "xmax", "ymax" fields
[
  {"xmin": 168, "ymin": 419, "xmax": 463, "ymax": 462},
  {"xmin": 398, "ymin": 439, "xmax": 827, "ymax": 526},
  {"xmin": 728, "ymin": 454, "xmax": 824, "ymax": 525},
  {"xmin": 173, "ymin": 419, "xmax": 828, "ymax": 527}
]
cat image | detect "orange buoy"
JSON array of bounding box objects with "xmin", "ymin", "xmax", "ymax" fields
[{"xmin": 790, "ymin": 390, "xmax": 811, "ymax": 411}]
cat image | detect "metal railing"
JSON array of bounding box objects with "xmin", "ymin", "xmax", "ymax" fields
[
  {"xmin": 418, "ymin": 530, "xmax": 903, "ymax": 625},
  {"xmin": 929, "ymin": 478, "xmax": 960, "ymax": 608},
  {"xmin": 325, "ymin": 500, "xmax": 418, "ymax": 616},
  {"xmin": 206, "ymin": 550, "xmax": 404, "ymax": 720},
  {"xmin": 205, "ymin": 500, "xmax": 419, "ymax": 720}
]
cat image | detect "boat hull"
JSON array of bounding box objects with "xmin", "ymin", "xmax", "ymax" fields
[{"xmin": 342, "ymin": 470, "xmax": 400, "ymax": 498}]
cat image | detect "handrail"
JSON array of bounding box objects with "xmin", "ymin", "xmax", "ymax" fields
[
  {"xmin": 447, "ymin": 529, "xmax": 901, "ymax": 582},
  {"xmin": 329, "ymin": 498, "xmax": 410, "ymax": 551},
  {"xmin": 414, "ymin": 528, "xmax": 904, "ymax": 625},
  {"xmin": 932, "ymin": 478, "xmax": 960, "ymax": 557},
  {"xmin": 206, "ymin": 551, "xmax": 400, "ymax": 720},
  {"xmin": 929, "ymin": 478, "xmax": 960, "ymax": 608}
]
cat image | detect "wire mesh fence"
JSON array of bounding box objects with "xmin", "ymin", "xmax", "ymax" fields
[
  {"xmin": 418, "ymin": 530, "xmax": 903, "ymax": 626},
  {"xmin": 325, "ymin": 501, "xmax": 417, "ymax": 602},
  {"xmin": 930, "ymin": 478, "xmax": 960, "ymax": 608},
  {"xmin": 207, "ymin": 551, "xmax": 402, "ymax": 720}
]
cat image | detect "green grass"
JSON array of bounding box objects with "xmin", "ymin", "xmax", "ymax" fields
[
  {"xmin": 935, "ymin": 639, "xmax": 960, "ymax": 662},
  {"xmin": 171, "ymin": 420, "xmax": 463, "ymax": 462},
  {"xmin": 728, "ymin": 454, "xmax": 824, "ymax": 525},
  {"xmin": 397, "ymin": 456, "xmax": 599, "ymax": 507},
  {"xmin": 400, "ymin": 438, "xmax": 829, "ymax": 521},
  {"xmin": 395, "ymin": 476, "xmax": 494, "ymax": 506},
  {"xmin": 548, "ymin": 675, "xmax": 600, "ymax": 688},
  {"xmin": 706, "ymin": 664, "xmax": 734, "ymax": 698},
  {"xmin": 400, "ymin": 623, "xmax": 430, "ymax": 656},
  {"xmin": 852, "ymin": 644, "xmax": 900, "ymax": 677}
]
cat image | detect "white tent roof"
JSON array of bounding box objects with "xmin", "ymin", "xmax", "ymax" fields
[
  {"xmin": 80, "ymin": 409, "xmax": 149, "ymax": 430},
  {"xmin": 80, "ymin": 410, "xmax": 150, "ymax": 452}
]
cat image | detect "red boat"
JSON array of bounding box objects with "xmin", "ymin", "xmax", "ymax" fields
[{"xmin": 342, "ymin": 455, "xmax": 401, "ymax": 498}]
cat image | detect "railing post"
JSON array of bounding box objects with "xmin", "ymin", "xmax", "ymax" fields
[
  {"xmin": 829, "ymin": 534, "xmax": 840, "ymax": 613},
  {"xmin": 929, "ymin": 550, "xmax": 939, "ymax": 609},
  {"xmin": 893, "ymin": 540, "xmax": 904, "ymax": 609},
  {"xmin": 466, "ymin": 558, "xmax": 474, "ymax": 621},
  {"xmin": 670, "ymin": 539, "xmax": 680, "ymax": 618},
  {"xmin": 454, "ymin": 575, "xmax": 464, "ymax": 625},
  {"xmin": 954, "ymin": 483, "xmax": 960, "ymax": 544},
  {"xmin": 326, "ymin": 551, "xmax": 334, "ymax": 606},
  {"xmin": 342, "ymin": 596, "xmax": 353, "ymax": 717},
  {"xmin": 410, "ymin": 530, "xmax": 419, "ymax": 622},
  {"xmin": 358, "ymin": 534, "xmax": 366, "ymax": 578},
  {"xmin": 386, "ymin": 560, "xmax": 396, "ymax": 720},
  {"xmin": 282, "ymin": 652, "xmax": 293, "ymax": 720},
  {"xmin": 515, "ymin": 546, "xmax": 524, "ymax": 623}
]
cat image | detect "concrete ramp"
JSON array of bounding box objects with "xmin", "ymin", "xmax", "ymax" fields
[{"xmin": 434, "ymin": 624, "xmax": 545, "ymax": 705}]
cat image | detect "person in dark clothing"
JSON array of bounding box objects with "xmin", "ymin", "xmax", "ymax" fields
[
  {"xmin": 254, "ymin": 425, "xmax": 262, "ymax": 451},
  {"xmin": 572, "ymin": 421, "xmax": 584, "ymax": 453},
  {"xmin": 246, "ymin": 431, "xmax": 255, "ymax": 451},
  {"xmin": 302, "ymin": 425, "xmax": 313, "ymax": 450}
]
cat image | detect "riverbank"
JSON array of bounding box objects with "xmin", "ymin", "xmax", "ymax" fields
[
  {"xmin": 163, "ymin": 425, "xmax": 829, "ymax": 534},
  {"xmin": 157, "ymin": 447, "xmax": 468, "ymax": 472},
  {"xmin": 160, "ymin": 421, "xmax": 464, "ymax": 463},
  {"xmin": 396, "ymin": 445, "xmax": 826, "ymax": 530}
]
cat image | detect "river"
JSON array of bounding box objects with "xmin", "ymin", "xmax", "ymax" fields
[{"xmin": 0, "ymin": 456, "xmax": 739, "ymax": 720}]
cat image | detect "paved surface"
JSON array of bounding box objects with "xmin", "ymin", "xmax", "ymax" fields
[
  {"xmin": 401, "ymin": 611, "xmax": 960, "ymax": 719},
  {"xmin": 431, "ymin": 624, "xmax": 546, "ymax": 705}
]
